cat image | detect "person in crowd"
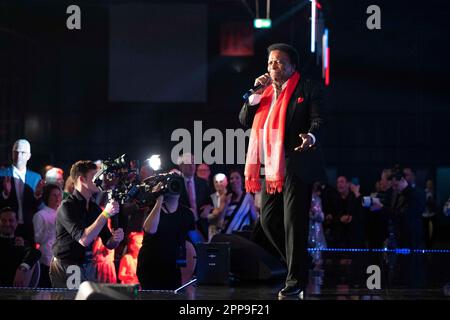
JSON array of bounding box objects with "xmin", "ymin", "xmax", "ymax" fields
[
  {"xmin": 208, "ymin": 173, "xmax": 230, "ymax": 241},
  {"xmin": 371, "ymin": 168, "xmax": 425, "ymax": 249},
  {"xmin": 178, "ymin": 153, "xmax": 212, "ymax": 242},
  {"xmin": 308, "ymin": 182, "xmax": 327, "ymax": 264},
  {"xmin": 333, "ymin": 176, "xmax": 365, "ymax": 248},
  {"xmin": 63, "ymin": 176, "xmax": 75, "ymax": 199},
  {"xmin": 92, "ymin": 220, "xmax": 117, "ymax": 284},
  {"xmin": 443, "ymin": 195, "xmax": 450, "ymax": 217},
  {"xmin": 366, "ymin": 169, "xmax": 393, "ymax": 248},
  {"xmin": 118, "ymin": 232, "xmax": 143, "ymax": 285},
  {"xmin": 422, "ymin": 179, "xmax": 437, "ymax": 248},
  {"xmin": 222, "ymin": 169, "xmax": 258, "ymax": 234},
  {"xmin": 196, "ymin": 163, "xmax": 212, "ymax": 186},
  {"xmin": 41, "ymin": 165, "xmax": 55, "ymax": 184},
  {"xmin": 32, "ymin": 184, "xmax": 62, "ymax": 287},
  {"xmin": 0, "ymin": 207, "xmax": 41, "ymax": 287},
  {"xmin": 45, "ymin": 167, "xmax": 65, "ymax": 190},
  {"xmin": 0, "ymin": 139, "xmax": 45, "ymax": 244}
]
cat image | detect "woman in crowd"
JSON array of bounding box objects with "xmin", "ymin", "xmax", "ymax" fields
[
  {"xmin": 222, "ymin": 169, "xmax": 258, "ymax": 234},
  {"xmin": 32, "ymin": 184, "xmax": 62, "ymax": 287},
  {"xmin": 118, "ymin": 232, "xmax": 143, "ymax": 285}
]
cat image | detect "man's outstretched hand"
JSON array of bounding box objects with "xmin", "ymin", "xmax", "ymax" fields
[{"xmin": 294, "ymin": 134, "xmax": 313, "ymax": 152}]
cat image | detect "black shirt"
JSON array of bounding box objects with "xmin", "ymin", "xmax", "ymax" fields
[
  {"xmin": 53, "ymin": 190, "xmax": 112, "ymax": 264},
  {"xmin": 138, "ymin": 204, "xmax": 195, "ymax": 270},
  {"xmin": 0, "ymin": 236, "xmax": 41, "ymax": 286}
]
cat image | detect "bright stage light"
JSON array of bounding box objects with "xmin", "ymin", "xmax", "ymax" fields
[{"xmin": 147, "ymin": 154, "xmax": 161, "ymax": 171}]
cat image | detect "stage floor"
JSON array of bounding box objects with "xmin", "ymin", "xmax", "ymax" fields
[{"xmin": 0, "ymin": 251, "xmax": 449, "ymax": 300}]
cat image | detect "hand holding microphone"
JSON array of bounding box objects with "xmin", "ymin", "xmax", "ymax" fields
[{"xmin": 242, "ymin": 73, "xmax": 272, "ymax": 100}]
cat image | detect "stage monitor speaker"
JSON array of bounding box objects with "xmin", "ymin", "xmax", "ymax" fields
[
  {"xmin": 211, "ymin": 234, "xmax": 286, "ymax": 281},
  {"xmin": 75, "ymin": 282, "xmax": 138, "ymax": 300},
  {"xmin": 195, "ymin": 242, "xmax": 230, "ymax": 285}
]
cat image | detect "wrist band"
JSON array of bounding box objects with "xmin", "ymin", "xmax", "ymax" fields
[{"xmin": 102, "ymin": 210, "xmax": 111, "ymax": 219}]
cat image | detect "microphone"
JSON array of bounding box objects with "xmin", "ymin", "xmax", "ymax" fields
[{"xmin": 242, "ymin": 83, "xmax": 265, "ymax": 101}]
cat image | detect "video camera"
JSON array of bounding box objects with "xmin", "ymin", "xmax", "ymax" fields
[{"xmin": 92, "ymin": 154, "xmax": 183, "ymax": 207}]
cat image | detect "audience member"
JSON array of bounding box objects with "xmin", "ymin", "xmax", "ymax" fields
[
  {"xmin": 32, "ymin": 184, "xmax": 62, "ymax": 287},
  {"xmin": 178, "ymin": 153, "xmax": 212, "ymax": 242},
  {"xmin": 45, "ymin": 167, "xmax": 64, "ymax": 189},
  {"xmin": 92, "ymin": 221, "xmax": 117, "ymax": 284},
  {"xmin": 222, "ymin": 169, "xmax": 258, "ymax": 234},
  {"xmin": 208, "ymin": 173, "xmax": 230, "ymax": 241},
  {"xmin": 0, "ymin": 207, "xmax": 41, "ymax": 287},
  {"xmin": 196, "ymin": 163, "xmax": 211, "ymax": 186},
  {"xmin": 0, "ymin": 139, "xmax": 44, "ymax": 243},
  {"xmin": 118, "ymin": 232, "xmax": 143, "ymax": 285},
  {"xmin": 334, "ymin": 176, "xmax": 366, "ymax": 248},
  {"xmin": 422, "ymin": 179, "xmax": 437, "ymax": 248},
  {"xmin": 308, "ymin": 182, "xmax": 327, "ymax": 264}
]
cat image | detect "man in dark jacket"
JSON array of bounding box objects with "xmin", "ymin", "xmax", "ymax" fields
[
  {"xmin": 0, "ymin": 207, "xmax": 41, "ymax": 287},
  {"xmin": 0, "ymin": 139, "xmax": 44, "ymax": 244}
]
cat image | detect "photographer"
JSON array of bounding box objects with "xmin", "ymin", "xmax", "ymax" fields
[
  {"xmin": 50, "ymin": 160, "xmax": 124, "ymax": 288},
  {"xmin": 137, "ymin": 181, "xmax": 195, "ymax": 290}
]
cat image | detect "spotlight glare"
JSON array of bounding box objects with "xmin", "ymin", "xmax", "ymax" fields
[{"xmin": 147, "ymin": 155, "xmax": 161, "ymax": 171}]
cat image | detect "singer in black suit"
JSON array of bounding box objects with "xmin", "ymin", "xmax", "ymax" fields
[{"xmin": 239, "ymin": 43, "xmax": 326, "ymax": 298}]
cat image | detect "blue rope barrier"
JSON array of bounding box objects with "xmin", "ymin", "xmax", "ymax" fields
[{"xmin": 307, "ymin": 248, "xmax": 450, "ymax": 254}]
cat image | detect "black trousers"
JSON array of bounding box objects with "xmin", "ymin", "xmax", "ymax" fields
[
  {"xmin": 49, "ymin": 257, "xmax": 96, "ymax": 288},
  {"xmin": 259, "ymin": 170, "xmax": 312, "ymax": 288},
  {"xmin": 38, "ymin": 264, "xmax": 52, "ymax": 288}
]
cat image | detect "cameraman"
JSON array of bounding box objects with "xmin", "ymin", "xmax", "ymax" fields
[
  {"xmin": 137, "ymin": 181, "xmax": 195, "ymax": 290},
  {"xmin": 50, "ymin": 160, "xmax": 124, "ymax": 288}
]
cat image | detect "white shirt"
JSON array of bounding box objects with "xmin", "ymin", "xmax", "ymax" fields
[
  {"xmin": 248, "ymin": 82, "xmax": 317, "ymax": 159},
  {"xmin": 32, "ymin": 205, "xmax": 57, "ymax": 266}
]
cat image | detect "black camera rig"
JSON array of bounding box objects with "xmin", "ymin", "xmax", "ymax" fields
[{"xmin": 92, "ymin": 154, "xmax": 183, "ymax": 207}]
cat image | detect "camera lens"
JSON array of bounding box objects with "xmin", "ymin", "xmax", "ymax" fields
[{"xmin": 167, "ymin": 177, "xmax": 182, "ymax": 194}]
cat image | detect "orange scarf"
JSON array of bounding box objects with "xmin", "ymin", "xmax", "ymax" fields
[{"xmin": 244, "ymin": 71, "xmax": 300, "ymax": 194}]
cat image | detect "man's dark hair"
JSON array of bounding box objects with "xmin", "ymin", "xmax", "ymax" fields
[
  {"xmin": 267, "ymin": 43, "xmax": 300, "ymax": 69},
  {"xmin": 337, "ymin": 175, "xmax": 349, "ymax": 182},
  {"xmin": 42, "ymin": 183, "xmax": 62, "ymax": 206},
  {"xmin": 228, "ymin": 168, "xmax": 243, "ymax": 178},
  {"xmin": 403, "ymin": 167, "xmax": 416, "ymax": 174},
  {"xmin": 390, "ymin": 167, "xmax": 406, "ymax": 181},
  {"xmin": 70, "ymin": 160, "xmax": 97, "ymax": 182}
]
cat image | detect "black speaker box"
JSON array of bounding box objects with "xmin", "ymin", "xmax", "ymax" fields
[
  {"xmin": 211, "ymin": 234, "xmax": 286, "ymax": 281},
  {"xmin": 195, "ymin": 242, "xmax": 230, "ymax": 285}
]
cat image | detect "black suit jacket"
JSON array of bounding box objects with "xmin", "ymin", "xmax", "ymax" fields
[
  {"xmin": 391, "ymin": 186, "xmax": 425, "ymax": 249},
  {"xmin": 179, "ymin": 176, "xmax": 212, "ymax": 239},
  {"xmin": 0, "ymin": 169, "xmax": 42, "ymax": 243},
  {"xmin": 239, "ymin": 78, "xmax": 327, "ymax": 184},
  {"xmin": 0, "ymin": 237, "xmax": 41, "ymax": 286},
  {"xmin": 179, "ymin": 176, "xmax": 212, "ymax": 211}
]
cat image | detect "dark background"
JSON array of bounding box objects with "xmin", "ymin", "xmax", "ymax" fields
[{"xmin": 1, "ymin": 0, "xmax": 450, "ymax": 206}]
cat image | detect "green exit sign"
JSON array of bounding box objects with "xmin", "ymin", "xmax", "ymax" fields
[{"xmin": 254, "ymin": 19, "xmax": 272, "ymax": 29}]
